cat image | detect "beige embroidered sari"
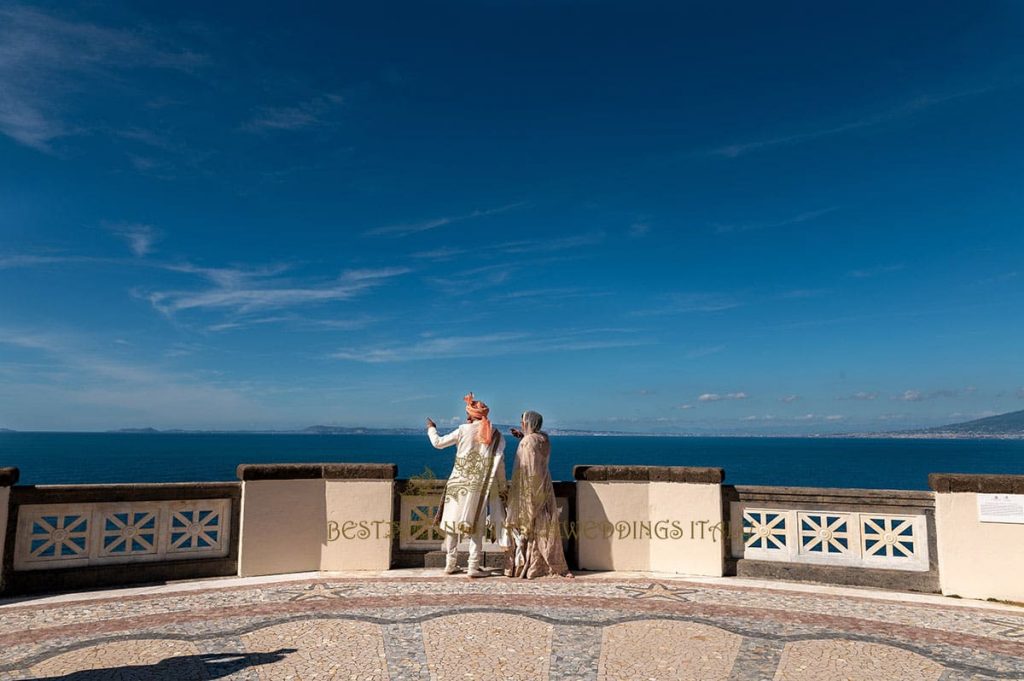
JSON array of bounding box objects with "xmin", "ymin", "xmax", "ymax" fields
[{"xmin": 505, "ymin": 428, "xmax": 570, "ymax": 578}]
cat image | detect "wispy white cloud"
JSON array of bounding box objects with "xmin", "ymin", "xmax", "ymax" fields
[
  {"xmin": 491, "ymin": 287, "xmax": 612, "ymax": 303},
  {"xmin": 0, "ymin": 254, "xmax": 113, "ymax": 269},
  {"xmin": 206, "ymin": 314, "xmax": 377, "ymax": 333},
  {"xmin": 331, "ymin": 329, "xmax": 648, "ymax": 363},
  {"xmin": 779, "ymin": 288, "xmax": 829, "ymax": 299},
  {"xmin": 241, "ymin": 94, "xmax": 345, "ymax": 133},
  {"xmin": 698, "ymin": 392, "xmax": 748, "ymax": 402},
  {"xmin": 840, "ymin": 391, "xmax": 880, "ymax": 401},
  {"xmin": 779, "ymin": 394, "xmax": 801, "ymax": 403},
  {"xmin": 409, "ymin": 231, "xmax": 598, "ymax": 268},
  {"xmin": 0, "ymin": 326, "xmax": 267, "ymax": 428},
  {"xmin": 366, "ymin": 202, "xmax": 525, "ymax": 238},
  {"xmin": 634, "ymin": 293, "xmax": 743, "ymax": 316},
  {"xmin": 0, "ymin": 6, "xmax": 204, "ymax": 152},
  {"xmin": 794, "ymin": 413, "xmax": 846, "ymax": 422},
  {"xmin": 628, "ymin": 221, "xmax": 650, "ymax": 238},
  {"xmin": 893, "ymin": 388, "xmax": 963, "ymax": 402},
  {"xmin": 684, "ymin": 345, "xmax": 725, "ymax": 360},
  {"xmin": 107, "ymin": 222, "xmax": 161, "ymax": 257},
  {"xmin": 145, "ymin": 264, "xmax": 411, "ymax": 316},
  {"xmin": 710, "ymin": 87, "xmax": 999, "ymax": 158},
  {"xmin": 714, "ymin": 207, "xmax": 838, "ymax": 234},
  {"xmin": 847, "ymin": 264, "xmax": 905, "ymax": 279}
]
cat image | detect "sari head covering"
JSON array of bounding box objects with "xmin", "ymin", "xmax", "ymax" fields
[
  {"xmin": 521, "ymin": 410, "xmax": 543, "ymax": 435},
  {"xmin": 464, "ymin": 392, "xmax": 494, "ymax": 444}
]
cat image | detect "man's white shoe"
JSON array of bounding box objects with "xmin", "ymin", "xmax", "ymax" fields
[
  {"xmin": 467, "ymin": 566, "xmax": 491, "ymax": 578},
  {"xmin": 444, "ymin": 563, "xmax": 463, "ymax": 575}
]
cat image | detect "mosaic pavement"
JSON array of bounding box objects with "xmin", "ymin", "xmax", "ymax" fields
[{"xmin": 1, "ymin": 573, "xmax": 1023, "ymax": 680}]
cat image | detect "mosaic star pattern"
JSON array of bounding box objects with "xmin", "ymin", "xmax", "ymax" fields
[{"xmin": 1, "ymin": 573, "xmax": 1023, "ymax": 680}]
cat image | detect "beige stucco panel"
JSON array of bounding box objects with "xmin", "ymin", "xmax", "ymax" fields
[
  {"xmin": 0, "ymin": 486, "xmax": 9, "ymax": 590},
  {"xmin": 935, "ymin": 492, "xmax": 1024, "ymax": 602},
  {"xmin": 648, "ymin": 482, "xmax": 725, "ymax": 577},
  {"xmin": 322, "ymin": 480, "xmax": 394, "ymax": 571},
  {"xmin": 239, "ymin": 479, "xmax": 325, "ymax": 577},
  {"xmin": 576, "ymin": 481, "xmax": 651, "ymax": 571}
]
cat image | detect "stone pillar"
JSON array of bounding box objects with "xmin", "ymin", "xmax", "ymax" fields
[
  {"xmin": 574, "ymin": 466, "xmax": 726, "ymax": 576},
  {"xmin": 930, "ymin": 473, "xmax": 1024, "ymax": 602},
  {"xmin": 237, "ymin": 463, "xmax": 396, "ymax": 577},
  {"xmin": 0, "ymin": 467, "xmax": 20, "ymax": 594}
]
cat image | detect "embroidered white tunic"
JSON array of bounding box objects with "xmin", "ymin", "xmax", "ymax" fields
[{"xmin": 428, "ymin": 421, "xmax": 508, "ymax": 545}]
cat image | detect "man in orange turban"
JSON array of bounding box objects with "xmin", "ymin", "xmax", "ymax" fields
[{"xmin": 426, "ymin": 393, "xmax": 508, "ymax": 577}]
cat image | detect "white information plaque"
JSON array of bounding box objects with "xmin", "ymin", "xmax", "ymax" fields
[{"xmin": 977, "ymin": 494, "xmax": 1024, "ymax": 524}]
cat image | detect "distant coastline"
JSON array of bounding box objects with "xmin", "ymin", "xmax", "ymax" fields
[{"xmin": 3, "ymin": 408, "xmax": 1023, "ymax": 440}]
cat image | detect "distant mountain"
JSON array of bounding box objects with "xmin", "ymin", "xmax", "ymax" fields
[
  {"xmin": 110, "ymin": 427, "xmax": 161, "ymax": 433},
  {"xmin": 302, "ymin": 425, "xmax": 422, "ymax": 435},
  {"xmin": 919, "ymin": 409, "xmax": 1024, "ymax": 436},
  {"xmin": 0, "ymin": 428, "xmax": 16, "ymax": 433}
]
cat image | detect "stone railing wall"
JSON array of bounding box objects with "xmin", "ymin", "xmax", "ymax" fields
[
  {"xmin": 930, "ymin": 473, "xmax": 1024, "ymax": 603},
  {"xmin": 724, "ymin": 485, "xmax": 938, "ymax": 593},
  {"xmin": 574, "ymin": 465, "xmax": 726, "ymax": 577},
  {"xmin": 236, "ymin": 463, "xmax": 395, "ymax": 577},
  {"xmin": 2, "ymin": 476, "xmax": 240, "ymax": 595},
  {"xmin": 2, "ymin": 463, "xmax": 1022, "ymax": 603},
  {"xmin": 0, "ymin": 467, "xmax": 18, "ymax": 593}
]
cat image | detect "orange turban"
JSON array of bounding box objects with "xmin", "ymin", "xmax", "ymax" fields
[{"xmin": 464, "ymin": 392, "xmax": 494, "ymax": 445}]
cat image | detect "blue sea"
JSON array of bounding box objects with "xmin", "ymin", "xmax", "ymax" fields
[{"xmin": 2, "ymin": 432, "xmax": 1023, "ymax": 489}]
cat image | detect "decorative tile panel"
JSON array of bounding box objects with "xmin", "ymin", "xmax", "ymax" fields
[
  {"xmin": 166, "ymin": 503, "xmax": 228, "ymax": 555},
  {"xmin": 99, "ymin": 510, "xmax": 158, "ymax": 558},
  {"xmin": 730, "ymin": 503, "xmax": 929, "ymax": 572},
  {"xmin": 26, "ymin": 512, "xmax": 90, "ymax": 563},
  {"xmin": 797, "ymin": 512, "xmax": 852, "ymax": 557},
  {"xmin": 14, "ymin": 499, "xmax": 232, "ymax": 571},
  {"xmin": 399, "ymin": 494, "xmax": 446, "ymax": 550},
  {"xmin": 742, "ymin": 510, "xmax": 787, "ymax": 551},
  {"xmin": 859, "ymin": 513, "xmax": 928, "ymax": 569}
]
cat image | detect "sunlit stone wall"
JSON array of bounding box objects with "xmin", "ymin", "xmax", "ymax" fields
[
  {"xmin": 236, "ymin": 463, "xmax": 396, "ymax": 577},
  {"xmin": 574, "ymin": 466, "xmax": 726, "ymax": 576},
  {"xmin": 931, "ymin": 473, "xmax": 1024, "ymax": 603}
]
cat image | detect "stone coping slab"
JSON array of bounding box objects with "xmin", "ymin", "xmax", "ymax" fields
[
  {"xmin": 0, "ymin": 466, "xmax": 19, "ymax": 486},
  {"xmin": 10, "ymin": 481, "xmax": 240, "ymax": 504},
  {"xmin": 237, "ymin": 462, "xmax": 398, "ymax": 481},
  {"xmin": 573, "ymin": 464, "xmax": 724, "ymax": 483},
  {"xmin": 929, "ymin": 473, "xmax": 1024, "ymax": 493}
]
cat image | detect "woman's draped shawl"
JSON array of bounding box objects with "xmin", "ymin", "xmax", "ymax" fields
[{"xmin": 505, "ymin": 431, "xmax": 570, "ymax": 577}]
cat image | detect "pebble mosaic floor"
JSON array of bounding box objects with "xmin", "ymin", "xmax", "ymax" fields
[{"xmin": 1, "ymin": 572, "xmax": 1023, "ymax": 680}]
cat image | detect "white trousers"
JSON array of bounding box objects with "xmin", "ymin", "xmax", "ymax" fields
[{"xmin": 444, "ymin": 525, "xmax": 484, "ymax": 568}]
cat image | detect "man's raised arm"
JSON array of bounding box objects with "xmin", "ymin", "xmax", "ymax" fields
[{"xmin": 426, "ymin": 418, "xmax": 460, "ymax": 449}]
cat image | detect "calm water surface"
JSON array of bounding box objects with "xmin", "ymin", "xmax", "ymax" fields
[{"xmin": 2, "ymin": 432, "xmax": 1023, "ymax": 489}]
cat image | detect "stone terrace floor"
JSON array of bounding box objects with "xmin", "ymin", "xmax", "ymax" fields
[{"xmin": 1, "ymin": 570, "xmax": 1023, "ymax": 680}]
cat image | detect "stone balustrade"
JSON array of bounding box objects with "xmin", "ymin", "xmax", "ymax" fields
[
  {"xmin": 725, "ymin": 485, "xmax": 938, "ymax": 592},
  {"xmin": 2, "ymin": 475, "xmax": 240, "ymax": 595},
  {"xmin": 0, "ymin": 463, "xmax": 1022, "ymax": 603}
]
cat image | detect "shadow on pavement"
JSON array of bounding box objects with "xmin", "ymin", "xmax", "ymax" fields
[{"xmin": 30, "ymin": 648, "xmax": 298, "ymax": 680}]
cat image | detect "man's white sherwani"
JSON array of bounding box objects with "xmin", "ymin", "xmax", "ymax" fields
[{"xmin": 428, "ymin": 421, "xmax": 508, "ymax": 568}]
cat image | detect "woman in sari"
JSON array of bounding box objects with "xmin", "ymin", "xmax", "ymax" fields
[{"xmin": 505, "ymin": 410, "xmax": 573, "ymax": 579}]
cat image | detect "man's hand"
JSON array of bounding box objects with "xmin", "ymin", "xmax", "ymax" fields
[
  {"xmin": 510, "ymin": 428, "xmax": 524, "ymax": 439},
  {"xmin": 426, "ymin": 418, "xmax": 436, "ymax": 429}
]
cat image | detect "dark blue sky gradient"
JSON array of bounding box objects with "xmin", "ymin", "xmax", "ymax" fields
[{"xmin": 1, "ymin": 1, "xmax": 1022, "ymax": 432}]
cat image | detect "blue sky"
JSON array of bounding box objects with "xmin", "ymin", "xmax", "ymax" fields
[{"xmin": 1, "ymin": 1, "xmax": 1022, "ymax": 433}]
